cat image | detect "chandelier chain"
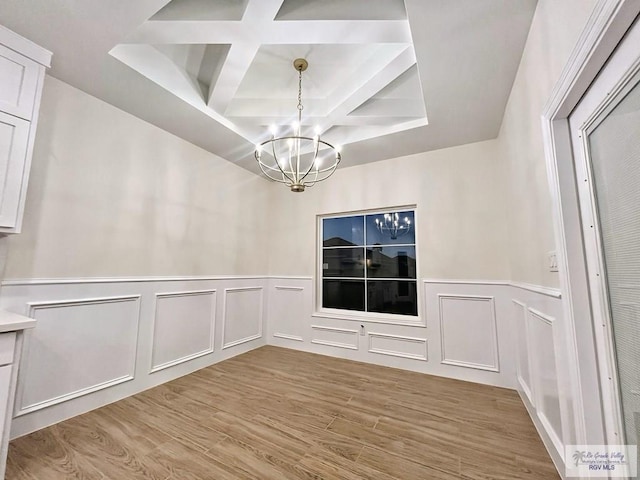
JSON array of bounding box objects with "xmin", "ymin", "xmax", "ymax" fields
[{"xmin": 297, "ymin": 67, "xmax": 303, "ymax": 124}]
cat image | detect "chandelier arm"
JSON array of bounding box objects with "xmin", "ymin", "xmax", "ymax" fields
[
  {"xmin": 270, "ymin": 137, "xmax": 295, "ymax": 184},
  {"xmin": 255, "ymin": 143, "xmax": 297, "ymax": 186},
  {"xmin": 305, "ymin": 157, "xmax": 339, "ymax": 188},
  {"xmin": 298, "ymin": 134, "xmax": 322, "ymax": 184},
  {"xmin": 256, "ymin": 153, "xmax": 291, "ymax": 184},
  {"xmin": 314, "ymin": 153, "xmax": 341, "ymax": 175}
]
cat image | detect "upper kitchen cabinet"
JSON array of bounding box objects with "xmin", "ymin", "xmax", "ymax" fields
[{"xmin": 0, "ymin": 25, "xmax": 51, "ymax": 233}]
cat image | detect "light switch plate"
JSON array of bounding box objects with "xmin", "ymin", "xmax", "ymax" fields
[{"xmin": 548, "ymin": 251, "xmax": 559, "ymax": 272}]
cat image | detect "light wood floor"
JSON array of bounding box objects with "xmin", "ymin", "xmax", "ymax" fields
[{"xmin": 6, "ymin": 346, "xmax": 560, "ymax": 479}]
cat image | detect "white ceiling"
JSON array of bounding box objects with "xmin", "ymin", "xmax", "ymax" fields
[{"xmin": 0, "ymin": 0, "xmax": 537, "ymax": 174}]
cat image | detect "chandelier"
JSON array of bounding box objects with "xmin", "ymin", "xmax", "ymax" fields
[
  {"xmin": 375, "ymin": 213, "xmax": 412, "ymax": 240},
  {"xmin": 254, "ymin": 58, "xmax": 341, "ymax": 192}
]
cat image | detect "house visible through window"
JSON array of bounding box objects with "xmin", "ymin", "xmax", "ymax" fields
[{"xmin": 320, "ymin": 209, "xmax": 417, "ymax": 316}]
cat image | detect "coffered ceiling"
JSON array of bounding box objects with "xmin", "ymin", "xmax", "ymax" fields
[{"xmin": 0, "ymin": 0, "xmax": 537, "ymax": 173}]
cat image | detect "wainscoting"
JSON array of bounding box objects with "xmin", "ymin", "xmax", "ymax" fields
[
  {"xmin": 268, "ymin": 277, "xmax": 570, "ymax": 475},
  {"xmin": 510, "ymin": 282, "xmax": 567, "ymax": 473},
  {"xmin": 0, "ymin": 275, "xmax": 571, "ymax": 477},
  {"xmin": 268, "ymin": 278, "xmax": 516, "ymax": 388},
  {"xmin": 0, "ymin": 277, "xmax": 267, "ymax": 438}
]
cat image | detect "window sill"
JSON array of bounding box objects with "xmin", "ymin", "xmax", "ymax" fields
[{"xmin": 312, "ymin": 310, "xmax": 425, "ymax": 328}]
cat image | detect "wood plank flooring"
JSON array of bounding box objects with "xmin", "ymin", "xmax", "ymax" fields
[{"xmin": 6, "ymin": 346, "xmax": 560, "ymax": 479}]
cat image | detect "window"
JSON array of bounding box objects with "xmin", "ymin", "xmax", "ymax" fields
[{"xmin": 319, "ymin": 209, "xmax": 418, "ymax": 317}]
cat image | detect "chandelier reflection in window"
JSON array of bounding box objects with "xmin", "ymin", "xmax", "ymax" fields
[{"xmin": 374, "ymin": 213, "xmax": 412, "ymax": 240}]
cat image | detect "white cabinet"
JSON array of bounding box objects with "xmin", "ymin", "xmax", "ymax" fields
[
  {"xmin": 0, "ymin": 26, "xmax": 51, "ymax": 233},
  {"xmin": 0, "ymin": 313, "xmax": 36, "ymax": 479}
]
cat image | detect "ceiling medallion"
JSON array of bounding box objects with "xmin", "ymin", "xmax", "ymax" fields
[{"xmin": 254, "ymin": 58, "xmax": 341, "ymax": 192}]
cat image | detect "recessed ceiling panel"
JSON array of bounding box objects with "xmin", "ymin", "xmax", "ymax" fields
[
  {"xmin": 348, "ymin": 65, "xmax": 426, "ymax": 119},
  {"xmin": 275, "ymin": 0, "xmax": 407, "ymax": 21},
  {"xmin": 233, "ymin": 44, "xmax": 379, "ymax": 99},
  {"xmin": 1, "ymin": 0, "xmax": 538, "ymax": 173},
  {"xmin": 112, "ymin": 0, "xmax": 425, "ymax": 149},
  {"xmin": 151, "ymin": 0, "xmax": 250, "ymax": 21}
]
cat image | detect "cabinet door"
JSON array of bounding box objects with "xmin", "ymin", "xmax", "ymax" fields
[
  {"xmin": 0, "ymin": 45, "xmax": 39, "ymax": 121},
  {"xmin": 0, "ymin": 112, "xmax": 30, "ymax": 229},
  {"xmin": 0, "ymin": 363, "xmax": 11, "ymax": 472}
]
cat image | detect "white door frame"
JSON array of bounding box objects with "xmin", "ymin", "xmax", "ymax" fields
[{"xmin": 542, "ymin": 0, "xmax": 640, "ymax": 447}]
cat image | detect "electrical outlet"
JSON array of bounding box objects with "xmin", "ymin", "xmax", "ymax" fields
[{"xmin": 548, "ymin": 251, "xmax": 558, "ymax": 272}]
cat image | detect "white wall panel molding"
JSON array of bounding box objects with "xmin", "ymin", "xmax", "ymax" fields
[
  {"xmin": 527, "ymin": 307, "xmax": 564, "ymax": 460},
  {"xmin": 0, "ymin": 277, "xmax": 267, "ymax": 438},
  {"xmin": 438, "ymin": 294, "xmax": 500, "ymax": 372},
  {"xmin": 150, "ymin": 289, "xmax": 216, "ymax": 373},
  {"xmin": 0, "ymin": 274, "xmax": 570, "ymax": 438},
  {"xmin": 268, "ymin": 276, "xmax": 313, "ymax": 281},
  {"xmin": 268, "ymin": 280, "xmax": 310, "ymax": 344},
  {"xmin": 272, "ymin": 333, "xmax": 304, "ymax": 342},
  {"xmin": 511, "ymin": 282, "xmax": 562, "ymax": 299},
  {"xmin": 538, "ymin": 407, "xmax": 565, "ymax": 464},
  {"xmin": 311, "ymin": 325, "xmax": 359, "ymax": 350},
  {"xmin": 422, "ymin": 279, "xmax": 561, "ymax": 298},
  {"xmin": 513, "ymin": 299, "xmax": 534, "ymax": 406},
  {"xmin": 1, "ymin": 275, "xmax": 270, "ymax": 287},
  {"xmin": 528, "ymin": 307, "xmax": 555, "ymax": 326},
  {"xmin": 221, "ymin": 287, "xmax": 264, "ymax": 349},
  {"xmin": 311, "ymin": 311, "xmax": 426, "ymax": 328},
  {"xmin": 15, "ymin": 295, "xmax": 141, "ymax": 416},
  {"xmin": 368, "ymin": 332, "xmax": 427, "ymax": 361},
  {"xmin": 423, "ymin": 279, "xmax": 509, "ymax": 286}
]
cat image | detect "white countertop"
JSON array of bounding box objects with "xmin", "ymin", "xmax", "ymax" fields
[{"xmin": 0, "ymin": 310, "xmax": 36, "ymax": 333}]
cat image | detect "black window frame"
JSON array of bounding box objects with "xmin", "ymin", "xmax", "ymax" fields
[{"xmin": 317, "ymin": 207, "xmax": 420, "ymax": 324}]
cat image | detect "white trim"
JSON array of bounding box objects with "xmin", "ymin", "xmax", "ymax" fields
[
  {"xmin": 423, "ymin": 279, "xmax": 509, "ymax": 286},
  {"xmin": 310, "ymin": 325, "xmax": 358, "ymax": 350},
  {"xmin": 539, "ymin": 410, "xmax": 565, "ymax": 462},
  {"xmin": 154, "ymin": 289, "xmax": 218, "ymax": 298},
  {"xmin": 221, "ymin": 287, "xmax": 264, "ymax": 350},
  {"xmin": 311, "ymin": 311, "xmax": 425, "ymax": 328},
  {"xmin": 0, "ymin": 25, "xmax": 52, "ymax": 67},
  {"xmin": 527, "ymin": 307, "xmax": 565, "ymax": 462},
  {"xmin": 367, "ymin": 332, "xmax": 427, "ymax": 361},
  {"xmin": 15, "ymin": 295, "xmax": 141, "ymax": 416},
  {"xmin": 2, "ymin": 274, "xmax": 564, "ymax": 296},
  {"xmin": 272, "ymin": 333, "xmax": 303, "ymax": 342},
  {"xmin": 316, "ymin": 204, "xmax": 418, "ymax": 218},
  {"xmin": 528, "ymin": 307, "xmax": 555, "ymax": 326},
  {"xmin": 149, "ymin": 350, "xmax": 215, "ymax": 374},
  {"xmin": 269, "ymin": 276, "xmax": 313, "ymax": 281},
  {"xmin": 222, "ymin": 334, "xmax": 263, "ymax": 349},
  {"xmin": 438, "ymin": 294, "xmax": 500, "ymax": 373},
  {"xmin": 15, "ymin": 375, "xmax": 134, "ymax": 417},
  {"xmin": 274, "ymin": 285, "xmax": 305, "ymax": 291},
  {"xmin": 423, "ymin": 279, "xmax": 561, "ymax": 297},
  {"xmin": 510, "ymin": 282, "xmax": 562, "ymax": 298},
  {"xmin": 540, "ymin": 0, "xmax": 640, "ymax": 447},
  {"xmin": 316, "ymin": 205, "xmax": 420, "ymax": 325},
  {"xmin": 518, "ymin": 375, "xmax": 535, "ymax": 409},
  {"xmin": 149, "ymin": 289, "xmax": 217, "ymax": 374},
  {"xmin": 567, "ymin": 19, "xmax": 640, "ymax": 447},
  {"xmin": 518, "ymin": 390, "xmax": 566, "ymax": 475},
  {"xmin": 1, "ymin": 275, "xmax": 270, "ymax": 286},
  {"xmin": 513, "ymin": 299, "xmax": 535, "ymax": 406},
  {"xmin": 25, "ymin": 295, "xmax": 141, "ymax": 310}
]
